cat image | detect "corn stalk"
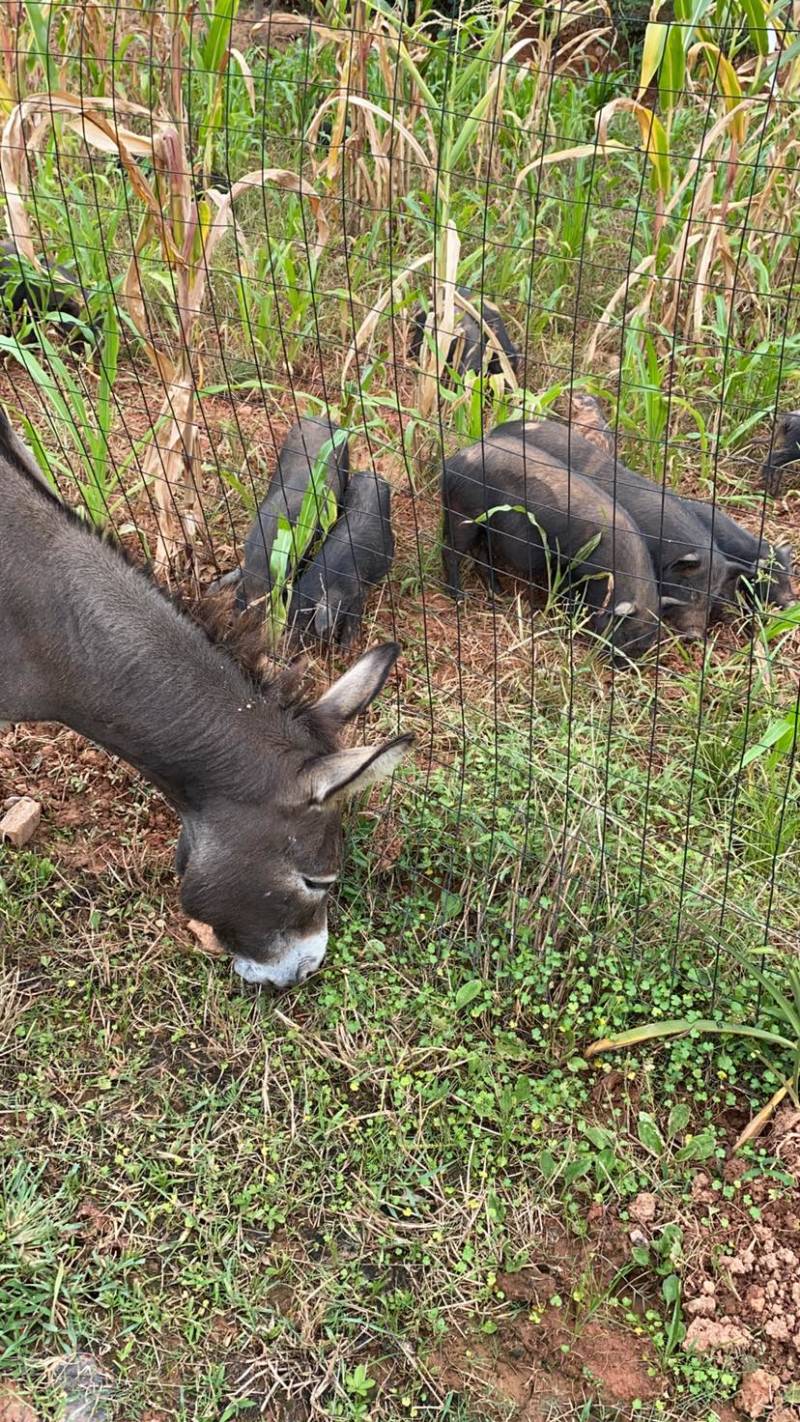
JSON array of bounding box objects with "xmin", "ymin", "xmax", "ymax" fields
[{"xmin": 0, "ymin": 91, "xmax": 327, "ymax": 568}]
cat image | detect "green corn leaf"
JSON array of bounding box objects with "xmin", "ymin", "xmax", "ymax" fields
[
  {"xmin": 201, "ymin": 0, "xmax": 240, "ymax": 77},
  {"xmin": 639, "ymin": 22, "xmax": 669, "ymax": 96},
  {"xmin": 659, "ymin": 23, "xmax": 687, "ymax": 117},
  {"xmin": 739, "ymin": 0, "xmax": 770, "ymax": 57}
]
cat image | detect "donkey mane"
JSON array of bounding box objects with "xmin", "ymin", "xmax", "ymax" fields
[{"xmin": 0, "ymin": 405, "xmax": 338, "ymax": 748}]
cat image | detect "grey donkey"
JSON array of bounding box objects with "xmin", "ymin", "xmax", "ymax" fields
[{"xmin": 0, "ymin": 409, "xmax": 412, "ymax": 988}]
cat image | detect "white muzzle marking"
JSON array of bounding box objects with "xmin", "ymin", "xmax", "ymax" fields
[{"xmin": 232, "ymin": 925, "xmax": 329, "ymax": 988}]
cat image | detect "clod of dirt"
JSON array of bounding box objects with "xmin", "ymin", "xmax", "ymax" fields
[
  {"xmin": 683, "ymin": 1317, "xmax": 752, "ymax": 1355},
  {"xmin": 629, "ymin": 1192, "xmax": 658, "ymax": 1225},
  {"xmin": 0, "ymin": 796, "xmax": 41, "ymax": 847},
  {"xmin": 735, "ymin": 1368, "xmax": 781, "ymax": 1419},
  {"xmin": 0, "ymin": 1381, "xmax": 39, "ymax": 1422},
  {"xmin": 186, "ymin": 918, "xmax": 225, "ymax": 956},
  {"xmin": 45, "ymin": 1355, "xmax": 111, "ymax": 1422}
]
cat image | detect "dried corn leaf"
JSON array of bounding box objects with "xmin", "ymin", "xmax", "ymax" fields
[
  {"xmin": 417, "ymin": 221, "xmax": 459, "ymax": 419},
  {"xmin": 205, "ymin": 167, "xmax": 329, "ymax": 266},
  {"xmin": 142, "ymin": 360, "xmax": 199, "ymax": 571},
  {"xmin": 342, "ymin": 249, "xmax": 433, "ymax": 385},
  {"xmin": 309, "ymin": 93, "xmax": 432, "ymax": 181}
]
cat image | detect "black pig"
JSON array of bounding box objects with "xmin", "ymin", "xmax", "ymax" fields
[
  {"xmin": 410, "ymin": 285, "xmax": 520, "ymax": 380},
  {"xmin": 689, "ymin": 501, "xmax": 794, "ymax": 610},
  {"xmin": 236, "ymin": 416, "xmax": 350, "ymax": 610},
  {"xmin": 762, "ymin": 411, "xmax": 800, "ymax": 498},
  {"xmin": 441, "ymin": 429, "xmax": 661, "ymax": 661},
  {"xmin": 494, "ymin": 419, "xmax": 730, "ymax": 638},
  {"xmin": 288, "ymin": 472, "xmax": 394, "ymax": 647},
  {"xmin": 0, "ymin": 240, "xmax": 94, "ymax": 346}
]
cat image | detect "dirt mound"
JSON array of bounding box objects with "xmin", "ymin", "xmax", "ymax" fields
[{"xmin": 684, "ymin": 1105, "xmax": 800, "ymax": 1400}]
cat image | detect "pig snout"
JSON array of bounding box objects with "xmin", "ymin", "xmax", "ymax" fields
[{"xmin": 660, "ymin": 594, "xmax": 707, "ymax": 639}]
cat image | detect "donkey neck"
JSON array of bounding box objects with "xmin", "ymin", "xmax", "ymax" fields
[{"xmin": 2, "ymin": 488, "xmax": 278, "ymax": 811}]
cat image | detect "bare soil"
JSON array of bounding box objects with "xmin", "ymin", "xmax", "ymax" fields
[{"xmin": 682, "ymin": 1105, "xmax": 800, "ymax": 1389}]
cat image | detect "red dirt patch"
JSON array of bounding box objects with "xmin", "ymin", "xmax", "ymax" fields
[
  {"xmin": 433, "ymin": 1312, "xmax": 665, "ymax": 1419},
  {"xmin": 682, "ymin": 1106, "xmax": 800, "ymax": 1392},
  {"xmin": 431, "ymin": 1221, "xmax": 666, "ymax": 1418}
]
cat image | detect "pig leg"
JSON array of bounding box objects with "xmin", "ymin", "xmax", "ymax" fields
[
  {"xmin": 337, "ymin": 602, "xmax": 363, "ymax": 649},
  {"xmin": 473, "ymin": 529, "xmax": 501, "ymax": 597},
  {"xmin": 442, "ymin": 506, "xmax": 481, "ymax": 598}
]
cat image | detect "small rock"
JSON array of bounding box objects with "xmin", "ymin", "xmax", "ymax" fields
[
  {"xmin": 0, "ymin": 797, "xmax": 41, "ymax": 847},
  {"xmin": 723, "ymin": 1252, "xmax": 754, "ymax": 1277},
  {"xmin": 771, "ymin": 1411, "xmax": 799, "ymax": 1422},
  {"xmin": 686, "ymin": 1295, "xmax": 717, "ymax": 1317},
  {"xmin": 684, "ymin": 1317, "xmax": 752, "ymax": 1355},
  {"xmin": 0, "ymin": 1380, "xmax": 39, "ymax": 1422},
  {"xmin": 629, "ymin": 1192, "xmax": 658, "ymax": 1225},
  {"xmin": 746, "ymin": 1285, "xmax": 766, "ymax": 1315},
  {"xmin": 629, "ymin": 1226, "xmax": 649, "ymax": 1247},
  {"xmin": 735, "ymin": 1368, "xmax": 780, "ymax": 1419},
  {"xmin": 765, "ymin": 1317, "xmax": 792, "ymax": 1342}
]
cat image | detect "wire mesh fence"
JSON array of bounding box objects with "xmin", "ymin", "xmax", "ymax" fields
[{"xmin": 1, "ymin": 0, "xmax": 800, "ymax": 1413}]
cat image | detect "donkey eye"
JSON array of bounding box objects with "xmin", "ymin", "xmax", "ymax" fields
[{"xmin": 302, "ymin": 876, "xmax": 336, "ymax": 893}]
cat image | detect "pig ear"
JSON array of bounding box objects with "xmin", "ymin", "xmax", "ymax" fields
[
  {"xmin": 304, "ymin": 733, "xmax": 414, "ymax": 805},
  {"xmin": 315, "ymin": 643, "xmax": 400, "ymax": 723}
]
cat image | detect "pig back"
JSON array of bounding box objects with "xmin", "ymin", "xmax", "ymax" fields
[
  {"xmin": 498, "ymin": 420, "xmax": 707, "ymax": 561},
  {"xmin": 444, "ymin": 432, "xmax": 657, "ymax": 613},
  {"xmin": 240, "ymin": 415, "xmax": 349, "ymax": 607},
  {"xmin": 288, "ymin": 472, "xmax": 394, "ymax": 642}
]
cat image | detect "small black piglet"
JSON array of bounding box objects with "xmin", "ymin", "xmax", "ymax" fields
[
  {"xmin": 762, "ymin": 411, "xmax": 800, "ymax": 498},
  {"xmin": 236, "ymin": 415, "xmax": 350, "ymax": 610},
  {"xmin": 288, "ymin": 471, "xmax": 394, "ymax": 647},
  {"xmin": 0, "ymin": 240, "xmax": 94, "ymax": 346},
  {"xmin": 410, "ymin": 285, "xmax": 520, "ymax": 380}
]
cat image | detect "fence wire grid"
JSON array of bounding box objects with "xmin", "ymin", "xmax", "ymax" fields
[{"xmin": 1, "ymin": 0, "xmax": 800, "ymax": 1412}]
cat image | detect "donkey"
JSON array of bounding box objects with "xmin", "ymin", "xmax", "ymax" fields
[{"xmin": 0, "ymin": 408, "xmax": 412, "ymax": 988}]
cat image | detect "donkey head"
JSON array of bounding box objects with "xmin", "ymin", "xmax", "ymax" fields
[{"xmin": 176, "ymin": 644, "xmax": 412, "ymax": 989}]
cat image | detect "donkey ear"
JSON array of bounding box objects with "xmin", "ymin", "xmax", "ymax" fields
[
  {"xmin": 305, "ymin": 733, "xmax": 414, "ymax": 805},
  {"xmin": 315, "ymin": 643, "xmax": 400, "ymax": 723}
]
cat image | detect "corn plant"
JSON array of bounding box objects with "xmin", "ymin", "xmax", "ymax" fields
[
  {"xmin": 0, "ymin": 13, "xmax": 327, "ymax": 569},
  {"xmin": 0, "ymin": 296, "xmax": 120, "ymax": 525}
]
